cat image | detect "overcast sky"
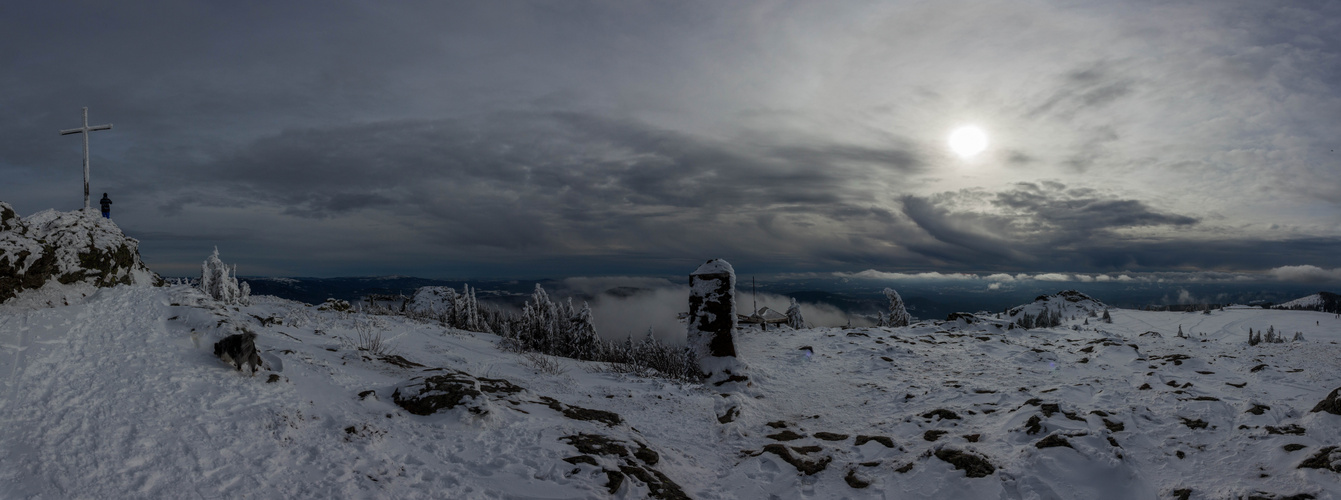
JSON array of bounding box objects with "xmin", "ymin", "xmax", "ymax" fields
[{"xmin": 3, "ymin": 1, "xmax": 1339, "ymax": 280}]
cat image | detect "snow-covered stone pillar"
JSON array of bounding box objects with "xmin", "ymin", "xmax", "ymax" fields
[{"xmin": 688, "ymin": 259, "xmax": 743, "ymax": 382}]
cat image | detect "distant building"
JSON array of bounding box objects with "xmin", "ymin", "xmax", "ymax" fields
[{"xmin": 739, "ymin": 306, "xmax": 788, "ymax": 330}]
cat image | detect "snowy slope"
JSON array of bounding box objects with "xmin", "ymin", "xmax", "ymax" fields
[
  {"xmin": 3, "ymin": 286, "xmax": 1341, "ymax": 499},
  {"xmin": 1280, "ymin": 294, "xmax": 1324, "ymax": 310},
  {"xmin": 1276, "ymin": 292, "xmax": 1341, "ymax": 314}
]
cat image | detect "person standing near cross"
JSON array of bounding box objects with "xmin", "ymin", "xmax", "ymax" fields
[
  {"xmin": 99, "ymin": 193, "xmax": 112, "ymax": 219},
  {"xmin": 59, "ymin": 107, "xmax": 112, "ymax": 210}
]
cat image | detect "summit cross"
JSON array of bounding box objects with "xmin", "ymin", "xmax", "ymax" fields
[{"xmin": 59, "ymin": 107, "xmax": 113, "ymax": 210}]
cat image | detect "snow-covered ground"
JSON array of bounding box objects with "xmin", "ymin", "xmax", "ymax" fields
[{"xmin": 2, "ymin": 285, "xmax": 1341, "ymax": 499}]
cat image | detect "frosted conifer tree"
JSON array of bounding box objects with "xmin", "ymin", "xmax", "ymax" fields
[
  {"xmin": 521, "ymin": 284, "xmax": 561, "ymax": 352},
  {"xmin": 465, "ymin": 285, "xmax": 480, "ymax": 332},
  {"xmin": 1102, "ymin": 308, "xmax": 1113, "ymax": 323},
  {"xmin": 199, "ymin": 247, "xmax": 249, "ymax": 306},
  {"xmin": 883, "ymin": 288, "xmax": 911, "ymax": 327},
  {"xmin": 563, "ymin": 298, "xmax": 577, "ymax": 324},
  {"xmin": 455, "ymin": 284, "xmax": 472, "ymax": 330},
  {"xmin": 467, "ymin": 286, "xmax": 491, "ymax": 333},
  {"xmin": 569, "ymin": 302, "xmax": 601, "ymax": 360},
  {"xmin": 786, "ymin": 298, "xmax": 806, "ymax": 329},
  {"xmin": 442, "ymin": 288, "xmax": 461, "ymax": 327}
]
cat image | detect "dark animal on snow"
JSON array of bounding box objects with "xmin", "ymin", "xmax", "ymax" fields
[{"xmin": 214, "ymin": 332, "xmax": 263, "ymax": 374}]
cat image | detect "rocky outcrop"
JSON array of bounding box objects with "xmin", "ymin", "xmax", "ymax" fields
[
  {"xmin": 0, "ymin": 202, "xmax": 159, "ymax": 303},
  {"xmin": 1005, "ymin": 290, "xmax": 1107, "ymax": 330}
]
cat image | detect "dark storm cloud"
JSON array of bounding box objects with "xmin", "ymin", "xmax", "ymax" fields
[
  {"xmin": 991, "ymin": 182, "xmax": 1198, "ymax": 239},
  {"xmin": 900, "ymin": 195, "xmax": 1023, "ymax": 263},
  {"xmin": 901, "ymin": 182, "xmax": 1208, "ymax": 268},
  {"xmin": 899, "ymin": 181, "xmax": 1341, "ymax": 273},
  {"xmin": 143, "ymin": 112, "xmax": 926, "ymax": 262}
]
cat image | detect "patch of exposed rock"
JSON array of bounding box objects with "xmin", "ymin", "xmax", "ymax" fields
[
  {"xmin": 392, "ymin": 371, "xmax": 493, "ymax": 416},
  {"xmin": 749, "ymin": 444, "xmax": 832, "ymax": 475},
  {"xmin": 1299, "ymin": 446, "xmax": 1341, "ymax": 472},
  {"xmin": 934, "ymin": 448, "xmax": 996, "ymax": 478},
  {"xmin": 560, "ymin": 434, "xmax": 686, "ymax": 499}
]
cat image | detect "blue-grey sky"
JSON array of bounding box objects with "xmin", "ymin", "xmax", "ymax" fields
[{"xmin": 3, "ymin": 0, "xmax": 1340, "ymax": 281}]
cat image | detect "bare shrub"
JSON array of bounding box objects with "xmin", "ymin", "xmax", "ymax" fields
[
  {"xmin": 341, "ymin": 320, "xmax": 394, "ymax": 356},
  {"xmin": 521, "ymin": 351, "xmax": 570, "ymax": 376},
  {"xmin": 592, "ymin": 336, "xmax": 700, "ymax": 383}
]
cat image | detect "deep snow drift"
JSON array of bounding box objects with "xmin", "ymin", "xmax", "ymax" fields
[{"xmin": 2, "ymin": 283, "xmax": 1341, "ymax": 499}]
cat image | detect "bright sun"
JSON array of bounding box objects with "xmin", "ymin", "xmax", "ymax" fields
[{"xmin": 948, "ymin": 126, "xmax": 988, "ymax": 158}]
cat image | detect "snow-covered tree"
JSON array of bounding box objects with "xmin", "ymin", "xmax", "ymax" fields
[
  {"xmin": 519, "ymin": 284, "xmax": 567, "ymax": 354},
  {"xmin": 1263, "ymin": 325, "xmax": 1285, "ymax": 344},
  {"xmin": 567, "ymin": 301, "xmax": 602, "ymax": 361},
  {"xmin": 455, "ymin": 284, "xmax": 473, "ymax": 330},
  {"xmin": 785, "ymin": 298, "xmax": 806, "ymax": 329},
  {"xmin": 883, "ymin": 288, "xmax": 911, "ymax": 327},
  {"xmin": 1101, "ymin": 308, "xmax": 1113, "ymax": 323},
  {"xmin": 440, "ymin": 288, "xmax": 461, "ymax": 326},
  {"xmin": 462, "ymin": 285, "xmax": 491, "ymax": 333},
  {"xmin": 199, "ymin": 247, "xmax": 249, "ymax": 306}
]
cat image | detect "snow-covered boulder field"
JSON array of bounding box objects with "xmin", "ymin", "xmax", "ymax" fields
[
  {"xmin": 0, "ymin": 202, "xmax": 159, "ymax": 303},
  {"xmin": 3, "ymin": 283, "xmax": 1341, "ymax": 498}
]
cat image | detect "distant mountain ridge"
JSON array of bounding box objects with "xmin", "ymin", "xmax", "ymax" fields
[{"xmin": 239, "ymin": 276, "xmax": 548, "ymax": 307}]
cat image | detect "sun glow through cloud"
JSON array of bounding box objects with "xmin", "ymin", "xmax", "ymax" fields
[{"xmin": 948, "ymin": 125, "xmax": 988, "ymax": 158}]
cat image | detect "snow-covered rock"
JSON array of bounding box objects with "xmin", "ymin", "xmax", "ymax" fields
[
  {"xmin": 688, "ymin": 258, "xmax": 744, "ymax": 383},
  {"xmin": 405, "ymin": 285, "xmax": 459, "ymax": 316},
  {"xmin": 1003, "ymin": 290, "xmax": 1107, "ymax": 329},
  {"xmin": 0, "ymin": 202, "xmax": 159, "ymax": 303},
  {"xmin": 687, "ymin": 258, "xmax": 738, "ymax": 358}
]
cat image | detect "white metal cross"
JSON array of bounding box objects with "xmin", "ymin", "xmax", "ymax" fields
[{"xmin": 59, "ymin": 107, "xmax": 113, "ymax": 210}]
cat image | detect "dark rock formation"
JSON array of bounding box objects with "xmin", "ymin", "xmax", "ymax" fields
[
  {"xmin": 934, "ymin": 448, "xmax": 996, "ymax": 478},
  {"xmin": 1311, "ymin": 387, "xmax": 1341, "ymax": 415}
]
